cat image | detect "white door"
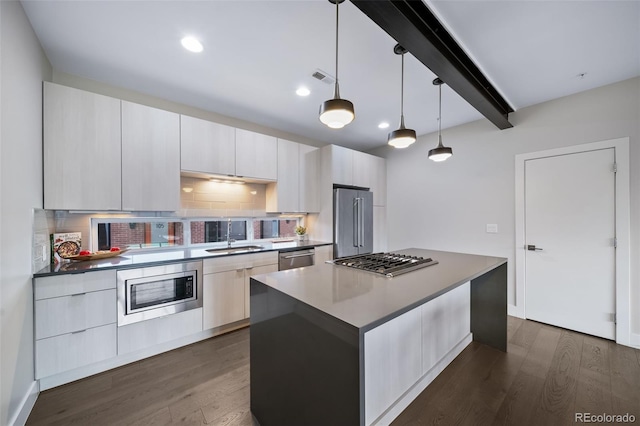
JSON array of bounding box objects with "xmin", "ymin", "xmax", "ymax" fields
[{"xmin": 524, "ymin": 148, "xmax": 616, "ymax": 340}]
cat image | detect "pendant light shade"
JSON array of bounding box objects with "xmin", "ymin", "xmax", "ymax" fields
[
  {"xmin": 319, "ymin": 0, "xmax": 354, "ymax": 129},
  {"xmin": 428, "ymin": 78, "xmax": 453, "ymax": 162},
  {"xmin": 388, "ymin": 45, "xmax": 416, "ymax": 149}
]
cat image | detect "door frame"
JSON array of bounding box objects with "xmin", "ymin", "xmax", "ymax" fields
[{"xmin": 515, "ymin": 137, "xmax": 630, "ymax": 346}]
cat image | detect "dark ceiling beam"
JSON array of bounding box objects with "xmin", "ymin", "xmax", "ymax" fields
[{"xmin": 350, "ymin": 0, "xmax": 513, "ymax": 130}]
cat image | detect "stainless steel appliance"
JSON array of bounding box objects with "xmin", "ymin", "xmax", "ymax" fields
[
  {"xmin": 334, "ymin": 188, "xmax": 373, "ymax": 258},
  {"xmin": 117, "ymin": 260, "xmax": 203, "ymax": 326},
  {"xmin": 331, "ymin": 252, "xmax": 438, "ymax": 277},
  {"xmin": 279, "ymin": 248, "xmax": 315, "ymax": 271}
]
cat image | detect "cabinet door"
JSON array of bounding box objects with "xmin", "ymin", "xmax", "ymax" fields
[
  {"xmin": 121, "ymin": 101, "xmax": 180, "ymax": 211},
  {"xmin": 300, "ymin": 144, "xmax": 319, "ymax": 212},
  {"xmin": 371, "ymin": 155, "xmax": 387, "ymax": 206},
  {"xmin": 331, "ymin": 145, "xmax": 353, "ymax": 186},
  {"xmin": 180, "ymin": 115, "xmax": 235, "ymax": 176},
  {"xmin": 235, "ymin": 129, "xmax": 277, "ymax": 180},
  {"xmin": 244, "ymin": 264, "xmax": 278, "ymax": 318},
  {"xmin": 364, "ymin": 307, "xmax": 422, "ymax": 425},
  {"xmin": 35, "ymin": 323, "xmax": 116, "ymax": 379},
  {"xmin": 314, "ymin": 245, "xmax": 334, "ymax": 264},
  {"xmin": 373, "ymin": 206, "xmax": 387, "ymax": 253},
  {"xmin": 267, "ymin": 139, "xmax": 299, "ymax": 212},
  {"xmin": 352, "ymin": 150, "xmax": 374, "ymax": 189},
  {"xmin": 43, "ymin": 82, "xmax": 121, "ymax": 210},
  {"xmin": 203, "ymin": 271, "xmax": 245, "ymax": 329}
]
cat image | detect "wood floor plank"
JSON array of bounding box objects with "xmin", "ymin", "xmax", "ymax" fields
[
  {"xmin": 518, "ymin": 323, "xmax": 562, "ymax": 380},
  {"xmin": 534, "ymin": 329, "xmax": 583, "ymax": 426}
]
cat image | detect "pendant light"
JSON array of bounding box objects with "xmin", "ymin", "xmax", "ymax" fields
[
  {"xmin": 319, "ymin": 0, "xmax": 354, "ymax": 129},
  {"xmin": 388, "ymin": 44, "xmax": 416, "ymax": 149},
  {"xmin": 428, "ymin": 78, "xmax": 453, "ymax": 162}
]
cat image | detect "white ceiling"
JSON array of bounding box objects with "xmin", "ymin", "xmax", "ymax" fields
[{"xmin": 21, "ymin": 0, "xmax": 640, "ymax": 152}]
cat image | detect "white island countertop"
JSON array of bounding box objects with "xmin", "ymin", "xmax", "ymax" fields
[{"xmin": 251, "ymin": 248, "xmax": 506, "ymax": 330}]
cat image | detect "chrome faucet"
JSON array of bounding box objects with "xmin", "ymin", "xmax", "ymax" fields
[{"xmin": 227, "ymin": 218, "xmax": 236, "ymax": 248}]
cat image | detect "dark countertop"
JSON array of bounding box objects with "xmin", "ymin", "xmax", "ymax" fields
[
  {"xmin": 250, "ymin": 248, "xmax": 507, "ymax": 331},
  {"xmin": 34, "ymin": 240, "xmax": 332, "ymax": 277}
]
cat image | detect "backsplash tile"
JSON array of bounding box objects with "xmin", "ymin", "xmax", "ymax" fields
[
  {"xmin": 178, "ymin": 177, "xmax": 266, "ymax": 217},
  {"xmin": 32, "ymin": 209, "xmax": 54, "ymax": 273}
]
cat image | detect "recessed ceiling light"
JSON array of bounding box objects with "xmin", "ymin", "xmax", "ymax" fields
[
  {"xmin": 296, "ymin": 87, "xmax": 311, "ymax": 97},
  {"xmin": 181, "ymin": 36, "xmax": 203, "ymax": 53},
  {"xmin": 378, "ymin": 122, "xmax": 390, "ymax": 129}
]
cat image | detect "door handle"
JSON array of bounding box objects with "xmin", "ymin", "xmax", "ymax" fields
[{"xmin": 526, "ymin": 245, "xmax": 543, "ymax": 251}]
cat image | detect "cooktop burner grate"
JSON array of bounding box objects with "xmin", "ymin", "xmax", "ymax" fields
[{"xmin": 332, "ymin": 252, "xmax": 439, "ymax": 277}]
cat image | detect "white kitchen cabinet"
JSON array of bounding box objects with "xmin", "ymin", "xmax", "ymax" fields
[
  {"xmin": 117, "ymin": 308, "xmax": 203, "ymax": 355},
  {"xmin": 266, "ymin": 139, "xmax": 299, "ymax": 212},
  {"xmin": 43, "ymin": 82, "xmax": 122, "ymax": 210},
  {"xmin": 34, "ymin": 271, "xmax": 117, "ymax": 379},
  {"xmin": 421, "ymin": 282, "xmax": 470, "ymax": 374},
  {"xmin": 180, "ymin": 115, "xmax": 236, "ymax": 176},
  {"xmin": 314, "ymin": 245, "xmax": 334, "ymax": 264},
  {"xmin": 331, "ymin": 145, "xmax": 354, "ymax": 186},
  {"xmin": 235, "ymin": 128, "xmax": 277, "ymax": 180},
  {"xmin": 203, "ymin": 271, "xmax": 245, "ymax": 329},
  {"xmin": 121, "ymin": 101, "xmax": 180, "ymax": 211},
  {"xmin": 203, "ymin": 251, "xmax": 278, "ymax": 328},
  {"xmin": 36, "ymin": 324, "xmax": 116, "ymax": 379},
  {"xmin": 266, "ymin": 139, "xmax": 319, "ymax": 213},
  {"xmin": 300, "ymin": 144, "xmax": 320, "ymax": 212},
  {"xmin": 364, "ymin": 307, "xmax": 423, "ymax": 425},
  {"xmin": 371, "ymin": 155, "xmax": 387, "ymax": 206},
  {"xmin": 373, "ymin": 206, "xmax": 387, "ymax": 253}
]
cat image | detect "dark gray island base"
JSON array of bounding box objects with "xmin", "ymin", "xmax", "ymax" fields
[{"xmin": 250, "ymin": 249, "xmax": 507, "ymax": 426}]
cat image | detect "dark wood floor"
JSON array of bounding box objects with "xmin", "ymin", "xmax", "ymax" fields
[{"xmin": 27, "ymin": 317, "xmax": 640, "ymax": 425}]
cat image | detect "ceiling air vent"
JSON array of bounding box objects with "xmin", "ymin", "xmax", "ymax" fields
[{"xmin": 312, "ymin": 69, "xmax": 335, "ymax": 85}]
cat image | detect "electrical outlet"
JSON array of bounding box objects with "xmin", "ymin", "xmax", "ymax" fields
[{"xmin": 486, "ymin": 224, "xmax": 498, "ymax": 234}]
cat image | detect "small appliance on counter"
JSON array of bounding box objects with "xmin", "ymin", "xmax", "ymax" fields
[{"xmin": 334, "ymin": 187, "xmax": 373, "ymax": 258}]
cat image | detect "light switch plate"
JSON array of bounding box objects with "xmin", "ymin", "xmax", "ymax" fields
[{"xmin": 486, "ymin": 224, "xmax": 498, "ymax": 234}]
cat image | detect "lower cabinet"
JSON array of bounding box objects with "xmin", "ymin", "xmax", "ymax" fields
[
  {"xmin": 314, "ymin": 244, "xmax": 334, "ymax": 264},
  {"xmin": 117, "ymin": 308, "xmax": 203, "ymax": 355},
  {"xmin": 203, "ymin": 251, "xmax": 278, "ymax": 329},
  {"xmin": 33, "ymin": 271, "xmax": 117, "ymax": 379},
  {"xmin": 363, "ymin": 282, "xmax": 470, "ymax": 425}
]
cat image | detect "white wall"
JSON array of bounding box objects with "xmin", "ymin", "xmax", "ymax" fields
[
  {"xmin": 373, "ymin": 77, "xmax": 640, "ymax": 339},
  {"xmin": 0, "ymin": 2, "xmax": 52, "ymax": 424}
]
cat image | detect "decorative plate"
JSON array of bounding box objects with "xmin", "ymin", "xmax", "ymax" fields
[{"xmin": 64, "ymin": 249, "xmax": 129, "ymax": 261}]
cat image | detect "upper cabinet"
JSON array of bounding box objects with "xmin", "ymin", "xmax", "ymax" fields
[
  {"xmin": 235, "ymin": 129, "xmax": 277, "ymax": 181},
  {"xmin": 121, "ymin": 101, "xmax": 180, "ymax": 211},
  {"xmin": 266, "ymin": 139, "xmax": 319, "ymax": 213},
  {"xmin": 323, "ymin": 145, "xmax": 386, "ymax": 206},
  {"xmin": 180, "ymin": 115, "xmax": 235, "ymax": 176},
  {"xmin": 43, "ymin": 82, "xmax": 122, "ymax": 210}
]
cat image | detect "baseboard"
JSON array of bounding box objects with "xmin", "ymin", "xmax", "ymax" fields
[
  {"xmin": 8, "ymin": 381, "xmax": 39, "ymax": 426},
  {"xmin": 372, "ymin": 333, "xmax": 473, "ymax": 426},
  {"xmin": 630, "ymin": 332, "xmax": 640, "ymax": 348},
  {"xmin": 508, "ymin": 304, "xmax": 524, "ymax": 318}
]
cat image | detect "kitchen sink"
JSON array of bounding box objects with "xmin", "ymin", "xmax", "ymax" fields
[{"xmin": 205, "ymin": 245, "xmax": 264, "ymax": 254}]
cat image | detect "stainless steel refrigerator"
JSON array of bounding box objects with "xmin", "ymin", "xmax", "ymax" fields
[{"xmin": 334, "ymin": 188, "xmax": 373, "ymax": 258}]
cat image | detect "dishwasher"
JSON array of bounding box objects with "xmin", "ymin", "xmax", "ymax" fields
[{"xmin": 279, "ymin": 248, "xmax": 315, "ymax": 271}]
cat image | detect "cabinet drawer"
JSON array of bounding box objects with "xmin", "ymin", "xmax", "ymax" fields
[
  {"xmin": 117, "ymin": 308, "xmax": 203, "ymax": 355},
  {"xmin": 35, "ymin": 289, "xmax": 116, "ymax": 339},
  {"xmin": 34, "ymin": 270, "xmax": 116, "ymax": 300},
  {"xmin": 203, "ymin": 251, "xmax": 278, "ymax": 274},
  {"xmin": 35, "ymin": 323, "xmax": 116, "ymax": 379}
]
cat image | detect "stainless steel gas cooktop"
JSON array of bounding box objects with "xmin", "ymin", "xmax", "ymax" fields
[{"xmin": 331, "ymin": 252, "xmax": 439, "ymax": 278}]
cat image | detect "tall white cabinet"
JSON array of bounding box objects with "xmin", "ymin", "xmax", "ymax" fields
[
  {"xmin": 235, "ymin": 129, "xmax": 277, "ymax": 180},
  {"xmin": 266, "ymin": 139, "xmax": 319, "ymax": 213},
  {"xmin": 43, "ymin": 82, "xmax": 122, "ymax": 210},
  {"xmin": 121, "ymin": 101, "xmax": 180, "ymax": 211}
]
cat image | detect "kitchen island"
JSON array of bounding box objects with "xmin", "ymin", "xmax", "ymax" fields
[{"xmin": 249, "ymin": 248, "xmax": 507, "ymax": 426}]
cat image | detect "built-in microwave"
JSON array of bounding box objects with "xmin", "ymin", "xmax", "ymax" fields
[{"xmin": 117, "ymin": 260, "xmax": 203, "ymax": 326}]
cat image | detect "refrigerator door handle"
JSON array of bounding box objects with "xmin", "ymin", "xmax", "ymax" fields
[
  {"xmin": 359, "ymin": 198, "xmax": 365, "ymax": 247},
  {"xmin": 353, "ymin": 198, "xmax": 359, "ymax": 247}
]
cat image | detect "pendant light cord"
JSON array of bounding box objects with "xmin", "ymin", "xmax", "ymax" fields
[
  {"xmin": 333, "ymin": 0, "xmax": 340, "ymax": 99},
  {"xmin": 400, "ymin": 53, "xmax": 405, "ymax": 120}
]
